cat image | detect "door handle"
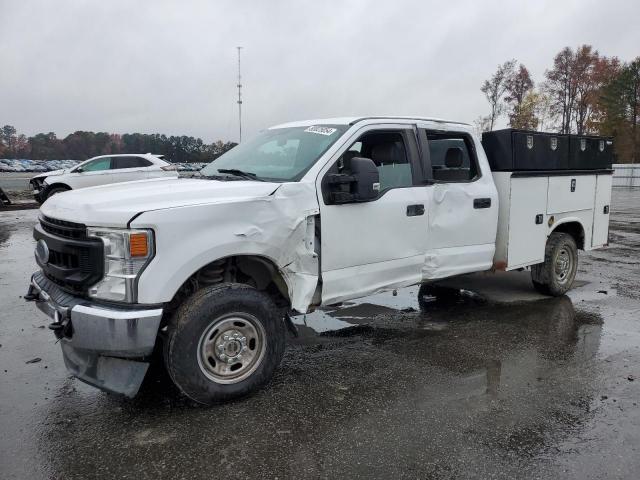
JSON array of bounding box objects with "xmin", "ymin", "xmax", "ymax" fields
[
  {"xmin": 473, "ymin": 198, "xmax": 491, "ymax": 209},
  {"xmin": 406, "ymin": 204, "xmax": 425, "ymax": 216}
]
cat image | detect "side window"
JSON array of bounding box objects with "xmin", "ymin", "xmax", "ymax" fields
[
  {"xmin": 113, "ymin": 156, "xmax": 153, "ymax": 169},
  {"xmin": 81, "ymin": 157, "xmax": 112, "ymax": 172},
  {"xmin": 425, "ymin": 132, "xmax": 479, "ymax": 182},
  {"xmin": 338, "ymin": 131, "xmax": 413, "ymax": 192}
]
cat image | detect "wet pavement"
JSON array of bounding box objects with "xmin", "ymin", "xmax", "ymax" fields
[{"xmin": 1, "ymin": 189, "xmax": 639, "ymax": 479}]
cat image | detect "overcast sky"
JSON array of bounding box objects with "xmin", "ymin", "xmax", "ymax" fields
[{"xmin": 1, "ymin": 0, "xmax": 639, "ymax": 142}]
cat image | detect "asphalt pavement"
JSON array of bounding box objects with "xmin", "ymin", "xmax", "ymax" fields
[{"xmin": 1, "ymin": 189, "xmax": 639, "ymax": 479}]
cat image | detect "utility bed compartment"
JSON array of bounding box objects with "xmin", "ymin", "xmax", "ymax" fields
[
  {"xmin": 547, "ymin": 175, "xmax": 596, "ymax": 213},
  {"xmin": 492, "ymin": 171, "xmax": 612, "ymax": 270}
]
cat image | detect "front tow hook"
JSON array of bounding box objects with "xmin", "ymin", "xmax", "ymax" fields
[{"xmin": 48, "ymin": 311, "xmax": 72, "ymax": 338}]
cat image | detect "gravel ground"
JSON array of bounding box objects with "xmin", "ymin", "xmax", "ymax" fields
[{"xmin": 0, "ymin": 189, "xmax": 639, "ymax": 479}]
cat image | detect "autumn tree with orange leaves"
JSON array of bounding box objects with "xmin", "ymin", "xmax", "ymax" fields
[{"xmin": 481, "ymin": 45, "xmax": 639, "ymax": 162}]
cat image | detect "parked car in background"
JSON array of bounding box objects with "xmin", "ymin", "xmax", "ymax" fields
[{"xmin": 30, "ymin": 153, "xmax": 178, "ymax": 203}]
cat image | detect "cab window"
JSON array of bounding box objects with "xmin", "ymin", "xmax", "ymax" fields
[
  {"xmin": 81, "ymin": 157, "xmax": 112, "ymax": 172},
  {"xmin": 424, "ymin": 132, "xmax": 479, "ymax": 182},
  {"xmin": 338, "ymin": 131, "xmax": 413, "ymax": 192}
]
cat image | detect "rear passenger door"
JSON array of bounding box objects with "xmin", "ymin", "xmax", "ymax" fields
[
  {"xmin": 419, "ymin": 129, "xmax": 498, "ymax": 278},
  {"xmin": 318, "ymin": 125, "xmax": 430, "ymax": 305},
  {"xmin": 111, "ymin": 156, "xmax": 153, "ymax": 184}
]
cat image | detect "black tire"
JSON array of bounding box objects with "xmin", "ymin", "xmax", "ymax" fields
[
  {"xmin": 45, "ymin": 186, "xmax": 70, "ymax": 200},
  {"xmin": 531, "ymin": 232, "xmax": 578, "ymax": 296},
  {"xmin": 417, "ymin": 283, "xmax": 460, "ymax": 310},
  {"xmin": 164, "ymin": 283, "xmax": 286, "ymax": 404}
]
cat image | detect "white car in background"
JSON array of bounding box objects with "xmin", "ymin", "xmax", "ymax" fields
[{"xmin": 30, "ymin": 153, "xmax": 178, "ymax": 203}]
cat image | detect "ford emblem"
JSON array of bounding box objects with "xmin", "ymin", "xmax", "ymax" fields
[{"xmin": 35, "ymin": 239, "xmax": 50, "ymax": 265}]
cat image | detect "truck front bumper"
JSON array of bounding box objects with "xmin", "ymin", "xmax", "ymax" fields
[{"xmin": 25, "ymin": 272, "xmax": 163, "ymax": 397}]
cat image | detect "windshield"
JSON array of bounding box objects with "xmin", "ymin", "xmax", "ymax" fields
[{"xmin": 201, "ymin": 125, "xmax": 348, "ymax": 181}]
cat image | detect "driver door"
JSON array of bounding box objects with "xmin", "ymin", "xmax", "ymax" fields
[{"xmin": 317, "ymin": 125, "xmax": 429, "ymax": 305}]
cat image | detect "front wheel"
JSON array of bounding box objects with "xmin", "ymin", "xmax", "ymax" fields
[
  {"xmin": 531, "ymin": 232, "xmax": 578, "ymax": 296},
  {"xmin": 45, "ymin": 186, "xmax": 70, "ymax": 201},
  {"xmin": 164, "ymin": 283, "xmax": 286, "ymax": 404}
]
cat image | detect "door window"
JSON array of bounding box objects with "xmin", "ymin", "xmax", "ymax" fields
[
  {"xmin": 424, "ymin": 132, "xmax": 479, "ymax": 182},
  {"xmin": 113, "ymin": 156, "xmax": 153, "ymax": 169},
  {"xmin": 338, "ymin": 131, "xmax": 413, "ymax": 192},
  {"xmin": 81, "ymin": 157, "xmax": 112, "ymax": 172}
]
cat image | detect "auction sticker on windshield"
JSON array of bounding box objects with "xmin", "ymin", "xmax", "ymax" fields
[{"xmin": 304, "ymin": 126, "xmax": 337, "ymax": 136}]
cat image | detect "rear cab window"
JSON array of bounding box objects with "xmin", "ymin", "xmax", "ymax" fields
[{"xmin": 420, "ymin": 130, "xmax": 480, "ymax": 183}]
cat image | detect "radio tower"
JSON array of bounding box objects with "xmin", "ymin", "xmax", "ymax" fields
[{"xmin": 236, "ymin": 46, "xmax": 243, "ymax": 143}]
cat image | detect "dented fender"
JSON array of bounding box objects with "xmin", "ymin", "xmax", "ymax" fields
[{"xmin": 132, "ymin": 181, "xmax": 321, "ymax": 313}]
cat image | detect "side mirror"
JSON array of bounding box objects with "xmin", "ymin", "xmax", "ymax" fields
[
  {"xmin": 74, "ymin": 166, "xmax": 83, "ymax": 173},
  {"xmin": 326, "ymin": 157, "xmax": 380, "ymax": 204}
]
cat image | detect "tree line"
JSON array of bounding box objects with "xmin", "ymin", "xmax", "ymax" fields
[
  {"xmin": 0, "ymin": 127, "xmax": 237, "ymax": 163},
  {"xmin": 479, "ymin": 45, "xmax": 639, "ymax": 163}
]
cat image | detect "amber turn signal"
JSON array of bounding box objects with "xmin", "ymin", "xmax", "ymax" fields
[{"xmin": 129, "ymin": 233, "xmax": 149, "ymax": 257}]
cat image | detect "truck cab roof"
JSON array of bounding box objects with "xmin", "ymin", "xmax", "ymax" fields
[{"xmin": 270, "ymin": 116, "xmax": 472, "ymax": 131}]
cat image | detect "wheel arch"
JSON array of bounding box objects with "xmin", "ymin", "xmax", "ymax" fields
[
  {"xmin": 45, "ymin": 182, "xmax": 72, "ymax": 192},
  {"xmin": 550, "ymin": 220, "xmax": 586, "ymax": 250},
  {"xmin": 165, "ymin": 254, "xmax": 293, "ymax": 315}
]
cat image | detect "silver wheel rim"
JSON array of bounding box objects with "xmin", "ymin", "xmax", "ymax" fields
[
  {"xmin": 554, "ymin": 247, "xmax": 574, "ymax": 285},
  {"xmin": 197, "ymin": 313, "xmax": 267, "ymax": 384}
]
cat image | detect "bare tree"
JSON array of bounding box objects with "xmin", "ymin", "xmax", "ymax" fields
[
  {"xmin": 506, "ymin": 65, "xmax": 534, "ymax": 106},
  {"xmin": 473, "ymin": 115, "xmax": 492, "ymax": 136},
  {"xmin": 481, "ymin": 60, "xmax": 516, "ymax": 131},
  {"xmin": 534, "ymin": 91, "xmax": 555, "ymax": 132},
  {"xmin": 545, "ymin": 47, "xmax": 577, "ymax": 134},
  {"xmin": 572, "ymin": 45, "xmax": 598, "ymax": 134},
  {"xmin": 506, "ymin": 64, "xmax": 535, "ymax": 129}
]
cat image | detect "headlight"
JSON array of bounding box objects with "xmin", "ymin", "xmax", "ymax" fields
[{"xmin": 87, "ymin": 227, "xmax": 154, "ymax": 302}]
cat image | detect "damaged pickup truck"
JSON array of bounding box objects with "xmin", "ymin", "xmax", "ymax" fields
[{"xmin": 25, "ymin": 117, "xmax": 613, "ymax": 404}]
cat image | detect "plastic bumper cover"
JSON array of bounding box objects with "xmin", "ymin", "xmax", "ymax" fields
[{"xmin": 26, "ymin": 272, "xmax": 163, "ymax": 397}]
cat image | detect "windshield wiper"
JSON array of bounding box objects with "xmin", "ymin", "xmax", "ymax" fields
[{"xmin": 216, "ymin": 169, "xmax": 265, "ymax": 181}]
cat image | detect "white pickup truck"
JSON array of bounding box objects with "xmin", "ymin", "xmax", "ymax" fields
[{"xmin": 25, "ymin": 117, "xmax": 612, "ymax": 404}]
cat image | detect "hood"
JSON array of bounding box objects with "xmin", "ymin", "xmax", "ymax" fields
[
  {"xmin": 34, "ymin": 168, "xmax": 67, "ymax": 179},
  {"xmin": 40, "ymin": 177, "xmax": 280, "ymax": 227}
]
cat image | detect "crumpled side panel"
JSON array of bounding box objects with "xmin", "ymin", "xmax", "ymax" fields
[
  {"xmin": 134, "ymin": 182, "xmax": 320, "ymax": 313},
  {"xmin": 423, "ymin": 177, "xmax": 498, "ymax": 280},
  {"xmin": 270, "ymin": 183, "xmax": 320, "ymax": 312}
]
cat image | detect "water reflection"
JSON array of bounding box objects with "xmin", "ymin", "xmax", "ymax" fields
[{"xmin": 39, "ymin": 295, "xmax": 604, "ymax": 479}]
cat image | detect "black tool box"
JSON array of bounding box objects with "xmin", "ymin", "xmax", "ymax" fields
[
  {"xmin": 568, "ymin": 135, "xmax": 614, "ymax": 169},
  {"xmin": 482, "ymin": 129, "xmax": 612, "ymax": 171}
]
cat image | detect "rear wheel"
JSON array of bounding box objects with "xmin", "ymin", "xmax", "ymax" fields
[
  {"xmin": 531, "ymin": 232, "xmax": 578, "ymax": 296},
  {"xmin": 164, "ymin": 283, "xmax": 286, "ymax": 404}
]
